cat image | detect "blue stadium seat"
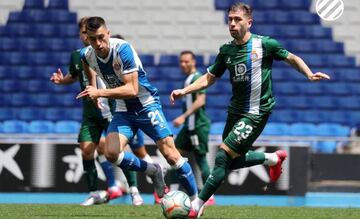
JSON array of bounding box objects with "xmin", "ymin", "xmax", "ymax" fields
[
  {"xmin": 159, "ymin": 67, "xmax": 183, "ymax": 80},
  {"xmin": 18, "ymin": 107, "xmax": 45, "ymax": 121},
  {"xmin": 328, "ymin": 55, "xmax": 356, "ymax": 67},
  {"xmin": 323, "ymin": 82, "xmax": 351, "ymax": 96},
  {"xmin": 33, "ymin": 24, "xmax": 57, "ymax": 37},
  {"xmin": 0, "ymin": 38, "xmax": 17, "ymax": 50},
  {"xmin": 273, "ymin": 82, "xmax": 298, "ymax": 95},
  {"xmin": 326, "ymin": 111, "xmax": 349, "ymax": 125},
  {"xmin": 19, "ymin": 38, "xmax": 42, "ymax": 51},
  {"xmin": 2, "ymin": 120, "xmax": 28, "ymax": 133},
  {"xmin": 9, "ymin": 93, "xmax": 30, "ymax": 107},
  {"xmin": 52, "ymin": 52, "xmax": 71, "ymax": 65},
  {"xmin": 55, "ymin": 94, "xmax": 80, "ymax": 107},
  {"xmin": 298, "ymin": 82, "xmax": 323, "ymax": 95},
  {"xmin": 158, "ymin": 55, "xmax": 178, "ymax": 66},
  {"xmin": 63, "ymin": 107, "xmax": 82, "ymax": 121},
  {"xmin": 207, "ymin": 95, "xmax": 230, "ymax": 108},
  {"xmin": 139, "ymin": 54, "xmax": 155, "ymax": 67},
  {"xmin": 337, "ymin": 96, "xmax": 360, "ymax": 110},
  {"xmin": 210, "ymin": 122, "xmax": 226, "ymax": 135},
  {"xmin": 300, "ymin": 110, "xmax": 327, "ymax": 124},
  {"xmin": 207, "ymin": 109, "xmax": 227, "ymax": 122},
  {"xmin": 58, "ymin": 24, "xmax": 79, "ymax": 37},
  {"xmin": 1, "ymin": 80, "xmax": 20, "ymax": 92},
  {"xmin": 262, "ymin": 122, "xmax": 290, "ymax": 136},
  {"xmin": 214, "ymin": 0, "xmax": 233, "ymax": 10},
  {"xmin": 316, "ymin": 123, "xmax": 350, "ymax": 137},
  {"xmin": 289, "ymin": 123, "xmax": 316, "ymax": 136},
  {"xmin": 44, "ymin": 108, "xmax": 64, "ymax": 121},
  {"xmin": 5, "ymin": 24, "xmax": 31, "ymax": 37},
  {"xmin": 252, "ymin": 0, "xmax": 278, "ymax": 9},
  {"xmin": 14, "ymin": 66, "xmax": 35, "ymax": 79},
  {"xmin": 292, "ymin": 10, "xmax": 319, "ymax": 24},
  {"xmin": 305, "ymin": 26, "xmax": 331, "ymax": 39},
  {"xmin": 23, "ymin": 0, "xmax": 45, "ymax": 9},
  {"xmin": 284, "ymin": 96, "xmax": 309, "ymax": 109},
  {"xmin": 1, "ymin": 52, "xmax": 28, "ymax": 65},
  {"xmin": 0, "ymin": 122, "xmax": 3, "ymax": 132},
  {"xmin": 31, "ymin": 52, "xmax": 54, "ymax": 65},
  {"xmin": 314, "ymin": 141, "xmax": 337, "ymax": 153},
  {"xmin": 162, "ymin": 107, "xmax": 182, "ymax": 121},
  {"xmin": 340, "ymin": 68, "xmax": 360, "ymax": 82},
  {"xmin": 28, "ymin": 120, "xmax": 54, "ymax": 133},
  {"xmin": 280, "ymin": 0, "xmax": 311, "ymax": 9},
  {"xmin": 54, "ymin": 120, "xmax": 80, "ymax": 134},
  {"xmin": 310, "ymin": 96, "xmax": 337, "ymax": 110},
  {"xmin": 317, "ymin": 41, "xmax": 343, "ymax": 53},
  {"xmin": 48, "ymin": 0, "xmax": 69, "ymax": 9},
  {"xmin": 31, "ymin": 94, "xmax": 53, "ymax": 107},
  {"xmin": 0, "ymin": 108, "xmax": 17, "ymax": 120},
  {"xmin": 271, "ymin": 109, "xmax": 297, "ymax": 123}
]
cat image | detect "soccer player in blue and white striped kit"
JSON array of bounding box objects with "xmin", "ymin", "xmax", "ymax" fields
[{"xmin": 77, "ymin": 16, "xmax": 198, "ymax": 200}]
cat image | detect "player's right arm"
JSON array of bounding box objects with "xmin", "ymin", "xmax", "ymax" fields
[{"xmin": 170, "ymin": 73, "xmax": 216, "ymax": 104}]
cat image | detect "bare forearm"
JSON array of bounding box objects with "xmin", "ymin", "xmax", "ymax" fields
[
  {"xmin": 183, "ymin": 95, "xmax": 205, "ymax": 118},
  {"xmin": 183, "ymin": 73, "xmax": 215, "ymax": 95},
  {"xmin": 97, "ymin": 85, "xmax": 138, "ymax": 99},
  {"xmin": 286, "ymin": 54, "xmax": 313, "ymax": 79},
  {"xmin": 58, "ymin": 74, "xmax": 77, "ymax": 85}
]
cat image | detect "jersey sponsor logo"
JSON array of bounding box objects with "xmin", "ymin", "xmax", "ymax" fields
[
  {"xmin": 62, "ymin": 148, "xmax": 106, "ymax": 183},
  {"xmin": 103, "ymin": 74, "xmax": 123, "ymax": 88},
  {"xmin": 233, "ymin": 63, "xmax": 249, "ymax": 82},
  {"xmin": 0, "ymin": 144, "xmax": 24, "ymax": 180}
]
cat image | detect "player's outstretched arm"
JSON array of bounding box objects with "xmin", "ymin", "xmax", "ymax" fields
[
  {"xmin": 284, "ymin": 52, "xmax": 330, "ymax": 82},
  {"xmin": 50, "ymin": 68, "xmax": 77, "ymax": 85},
  {"xmin": 170, "ymin": 73, "xmax": 217, "ymax": 104}
]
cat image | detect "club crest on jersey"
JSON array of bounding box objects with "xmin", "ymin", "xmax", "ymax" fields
[
  {"xmin": 233, "ymin": 63, "xmax": 249, "ymax": 82},
  {"xmin": 251, "ymin": 50, "xmax": 258, "ymax": 61},
  {"xmin": 113, "ymin": 63, "xmax": 121, "ymax": 71}
]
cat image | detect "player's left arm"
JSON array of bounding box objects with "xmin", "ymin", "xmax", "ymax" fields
[
  {"xmin": 284, "ymin": 52, "xmax": 330, "ymax": 81},
  {"xmin": 173, "ymin": 93, "xmax": 206, "ymax": 127}
]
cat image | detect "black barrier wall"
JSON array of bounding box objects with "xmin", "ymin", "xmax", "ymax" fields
[{"xmin": 0, "ymin": 142, "xmax": 308, "ymax": 195}]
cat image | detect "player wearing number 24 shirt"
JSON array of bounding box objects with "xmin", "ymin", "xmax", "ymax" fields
[{"xmin": 77, "ymin": 16, "xmax": 198, "ymax": 200}]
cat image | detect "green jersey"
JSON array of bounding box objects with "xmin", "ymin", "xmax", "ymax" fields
[
  {"xmin": 68, "ymin": 49, "xmax": 112, "ymax": 120},
  {"xmin": 182, "ymin": 71, "xmax": 210, "ymax": 130},
  {"xmin": 208, "ymin": 34, "xmax": 288, "ymax": 115}
]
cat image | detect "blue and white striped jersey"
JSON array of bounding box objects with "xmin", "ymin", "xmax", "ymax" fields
[{"xmin": 80, "ymin": 38, "xmax": 160, "ymax": 113}]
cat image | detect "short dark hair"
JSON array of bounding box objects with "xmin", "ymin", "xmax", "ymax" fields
[
  {"xmin": 86, "ymin": 16, "xmax": 107, "ymax": 32},
  {"xmin": 78, "ymin": 17, "xmax": 89, "ymax": 29},
  {"xmin": 228, "ymin": 2, "xmax": 253, "ymax": 19},
  {"xmin": 180, "ymin": 50, "xmax": 196, "ymax": 60},
  {"xmin": 111, "ymin": 34, "xmax": 125, "ymax": 40}
]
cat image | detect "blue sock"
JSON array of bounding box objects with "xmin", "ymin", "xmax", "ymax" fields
[
  {"xmin": 175, "ymin": 160, "xmax": 198, "ymax": 197},
  {"xmin": 116, "ymin": 151, "xmax": 148, "ymax": 172},
  {"xmin": 99, "ymin": 155, "xmax": 116, "ymax": 188}
]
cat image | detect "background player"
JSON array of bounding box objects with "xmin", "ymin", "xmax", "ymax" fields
[{"xmin": 170, "ymin": 50, "xmax": 214, "ymax": 205}]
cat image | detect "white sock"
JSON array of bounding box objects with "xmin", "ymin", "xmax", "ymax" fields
[
  {"xmin": 263, "ymin": 153, "xmax": 278, "ymax": 166},
  {"xmin": 191, "ymin": 197, "xmax": 204, "ymax": 211},
  {"xmin": 98, "ymin": 154, "xmax": 107, "ymax": 163},
  {"xmin": 170, "ymin": 183, "xmax": 179, "ymax": 191},
  {"xmin": 142, "ymin": 154, "xmax": 153, "ymax": 163},
  {"xmin": 114, "ymin": 152, "xmax": 124, "ymax": 165},
  {"xmin": 129, "ymin": 186, "xmax": 139, "ymax": 194},
  {"xmin": 172, "ymin": 156, "xmax": 185, "ymax": 170}
]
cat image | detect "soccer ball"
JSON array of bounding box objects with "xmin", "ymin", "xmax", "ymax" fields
[{"xmin": 160, "ymin": 191, "xmax": 191, "ymax": 219}]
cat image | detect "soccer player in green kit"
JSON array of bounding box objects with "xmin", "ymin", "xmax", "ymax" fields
[
  {"xmin": 171, "ymin": 50, "xmax": 214, "ymax": 205},
  {"xmin": 50, "ymin": 17, "xmax": 147, "ymax": 206},
  {"xmin": 170, "ymin": 2, "xmax": 330, "ymax": 218}
]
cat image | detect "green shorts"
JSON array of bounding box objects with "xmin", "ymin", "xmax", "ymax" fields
[
  {"xmin": 78, "ymin": 117, "xmax": 110, "ymax": 143},
  {"xmin": 175, "ymin": 124, "xmax": 210, "ymax": 155},
  {"xmin": 223, "ymin": 112, "xmax": 270, "ymax": 155}
]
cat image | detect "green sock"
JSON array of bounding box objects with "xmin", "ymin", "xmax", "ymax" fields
[
  {"xmin": 229, "ymin": 150, "xmax": 265, "ymax": 170},
  {"xmin": 83, "ymin": 159, "xmax": 98, "ymax": 192},
  {"xmin": 194, "ymin": 153, "xmax": 211, "ymax": 183},
  {"xmin": 123, "ymin": 170, "xmax": 138, "ymax": 187},
  {"xmin": 199, "ymin": 149, "xmax": 232, "ymax": 202}
]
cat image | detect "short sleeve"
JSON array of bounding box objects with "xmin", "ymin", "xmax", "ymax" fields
[
  {"xmin": 207, "ymin": 49, "xmax": 227, "ymax": 78},
  {"xmin": 263, "ymin": 38, "xmax": 289, "ymax": 60},
  {"xmin": 117, "ymin": 43, "xmax": 139, "ymax": 74},
  {"xmin": 80, "ymin": 46, "xmax": 89, "ymax": 65}
]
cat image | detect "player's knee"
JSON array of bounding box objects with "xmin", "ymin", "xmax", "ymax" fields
[
  {"xmin": 81, "ymin": 146, "xmax": 95, "ymax": 160},
  {"xmin": 105, "ymin": 150, "xmax": 118, "ymax": 163}
]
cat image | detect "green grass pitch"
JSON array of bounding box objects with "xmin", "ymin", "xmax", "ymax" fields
[{"xmin": 1, "ymin": 204, "xmax": 360, "ymax": 219}]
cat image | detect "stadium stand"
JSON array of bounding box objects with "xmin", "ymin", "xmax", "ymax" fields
[{"xmin": 0, "ymin": 0, "xmax": 358, "ymax": 152}]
